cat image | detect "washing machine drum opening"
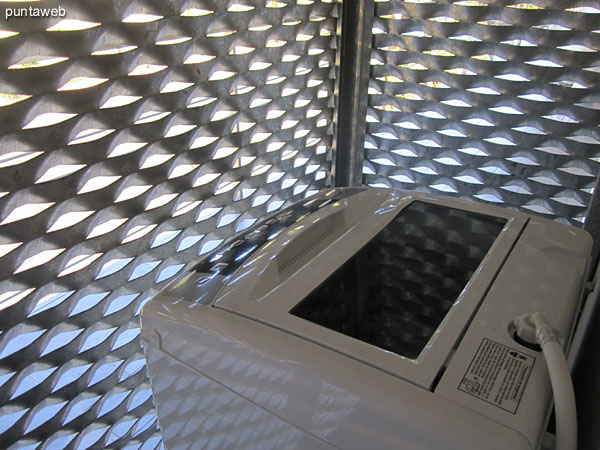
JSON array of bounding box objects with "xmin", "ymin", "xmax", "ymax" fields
[{"xmin": 290, "ymin": 201, "xmax": 507, "ymax": 359}]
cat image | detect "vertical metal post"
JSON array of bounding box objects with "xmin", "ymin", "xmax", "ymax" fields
[{"xmin": 332, "ymin": 0, "xmax": 374, "ymax": 187}]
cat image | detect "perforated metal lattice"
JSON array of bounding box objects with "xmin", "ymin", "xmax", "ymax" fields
[
  {"xmin": 364, "ymin": 0, "xmax": 600, "ymax": 225},
  {"xmin": 0, "ymin": 0, "xmax": 337, "ymax": 448}
]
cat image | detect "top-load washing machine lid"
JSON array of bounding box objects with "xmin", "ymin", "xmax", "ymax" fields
[{"xmin": 164, "ymin": 188, "xmax": 527, "ymax": 389}]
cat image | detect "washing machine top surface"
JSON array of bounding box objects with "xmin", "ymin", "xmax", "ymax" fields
[{"xmin": 165, "ymin": 188, "xmax": 529, "ymax": 389}]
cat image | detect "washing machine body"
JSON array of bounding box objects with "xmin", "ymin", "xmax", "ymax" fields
[{"xmin": 141, "ymin": 188, "xmax": 592, "ymax": 450}]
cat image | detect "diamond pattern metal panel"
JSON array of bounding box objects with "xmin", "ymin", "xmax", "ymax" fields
[
  {"xmin": 0, "ymin": 0, "xmax": 337, "ymax": 448},
  {"xmin": 364, "ymin": 0, "xmax": 600, "ymax": 225}
]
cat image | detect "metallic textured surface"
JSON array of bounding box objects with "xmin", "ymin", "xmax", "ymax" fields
[
  {"xmin": 292, "ymin": 201, "xmax": 506, "ymax": 358},
  {"xmin": 0, "ymin": 0, "xmax": 338, "ymax": 448},
  {"xmin": 363, "ymin": 0, "xmax": 600, "ymax": 226}
]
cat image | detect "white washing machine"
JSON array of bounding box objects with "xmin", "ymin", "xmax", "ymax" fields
[{"xmin": 141, "ymin": 188, "xmax": 592, "ymax": 450}]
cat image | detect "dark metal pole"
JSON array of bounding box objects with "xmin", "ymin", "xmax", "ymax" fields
[{"xmin": 333, "ymin": 0, "xmax": 374, "ymax": 187}]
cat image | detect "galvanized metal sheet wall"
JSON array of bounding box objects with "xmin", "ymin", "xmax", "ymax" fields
[
  {"xmin": 0, "ymin": 0, "xmax": 337, "ymax": 448},
  {"xmin": 364, "ymin": 0, "xmax": 600, "ymax": 226}
]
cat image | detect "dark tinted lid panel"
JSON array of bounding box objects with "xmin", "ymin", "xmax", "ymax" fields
[{"xmin": 291, "ymin": 201, "xmax": 507, "ymax": 359}]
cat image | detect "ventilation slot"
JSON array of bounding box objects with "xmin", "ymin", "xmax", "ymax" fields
[
  {"xmin": 278, "ymin": 227, "xmax": 334, "ymax": 274},
  {"xmin": 276, "ymin": 208, "xmax": 345, "ymax": 277}
]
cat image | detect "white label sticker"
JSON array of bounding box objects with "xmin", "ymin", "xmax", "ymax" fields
[{"xmin": 458, "ymin": 339, "xmax": 535, "ymax": 414}]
